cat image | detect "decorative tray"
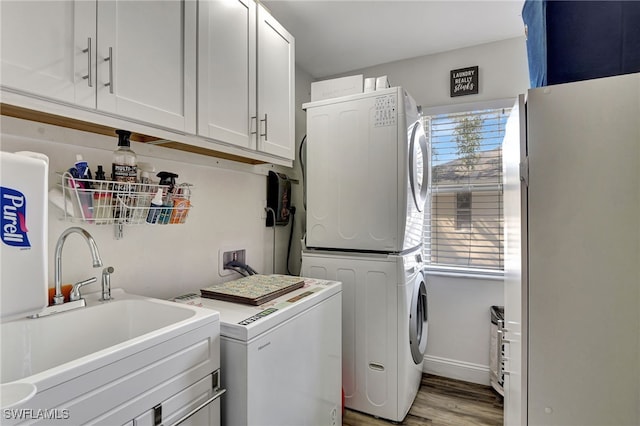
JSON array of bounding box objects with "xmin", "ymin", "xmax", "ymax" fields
[{"xmin": 200, "ymin": 275, "xmax": 305, "ymax": 306}]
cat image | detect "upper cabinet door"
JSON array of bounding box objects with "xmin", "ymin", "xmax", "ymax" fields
[
  {"xmin": 198, "ymin": 0, "xmax": 256, "ymax": 149},
  {"xmin": 0, "ymin": 0, "xmax": 96, "ymax": 108},
  {"xmin": 96, "ymin": 0, "xmax": 196, "ymax": 133},
  {"xmin": 257, "ymin": 4, "xmax": 295, "ymax": 160}
]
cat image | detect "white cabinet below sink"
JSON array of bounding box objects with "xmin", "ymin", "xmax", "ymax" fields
[{"xmin": 132, "ymin": 373, "xmax": 222, "ymax": 426}]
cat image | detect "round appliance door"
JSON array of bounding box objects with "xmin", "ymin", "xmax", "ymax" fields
[
  {"xmin": 409, "ymin": 121, "xmax": 429, "ymax": 212},
  {"xmin": 409, "ymin": 270, "xmax": 428, "ymax": 364}
]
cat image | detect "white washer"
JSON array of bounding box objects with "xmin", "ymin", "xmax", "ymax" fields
[
  {"xmin": 301, "ymin": 249, "xmax": 428, "ymax": 422},
  {"xmin": 303, "ymin": 87, "xmax": 430, "ymax": 253},
  {"xmin": 174, "ymin": 277, "xmax": 342, "ymax": 426}
]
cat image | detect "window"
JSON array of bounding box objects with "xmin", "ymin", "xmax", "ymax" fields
[
  {"xmin": 456, "ymin": 192, "xmax": 472, "ymax": 230},
  {"xmin": 422, "ymin": 105, "xmax": 511, "ymax": 273}
]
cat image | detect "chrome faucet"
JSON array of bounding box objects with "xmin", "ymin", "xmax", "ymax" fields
[{"xmin": 53, "ymin": 227, "xmax": 103, "ymax": 305}]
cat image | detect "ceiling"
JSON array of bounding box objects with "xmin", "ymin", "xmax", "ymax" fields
[{"xmin": 261, "ymin": 0, "xmax": 526, "ymax": 79}]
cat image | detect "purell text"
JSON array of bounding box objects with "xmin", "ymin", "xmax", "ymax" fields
[{"xmin": 1, "ymin": 186, "xmax": 31, "ymax": 247}]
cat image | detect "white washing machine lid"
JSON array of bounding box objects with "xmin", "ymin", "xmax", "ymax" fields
[{"xmin": 173, "ymin": 277, "xmax": 341, "ymax": 342}]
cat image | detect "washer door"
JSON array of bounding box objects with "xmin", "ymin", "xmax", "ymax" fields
[
  {"xmin": 409, "ymin": 121, "xmax": 429, "ymax": 212},
  {"xmin": 409, "ymin": 271, "xmax": 428, "ymax": 364}
]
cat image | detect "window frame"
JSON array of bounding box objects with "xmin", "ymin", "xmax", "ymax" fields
[{"xmin": 422, "ymin": 98, "xmax": 514, "ymax": 278}]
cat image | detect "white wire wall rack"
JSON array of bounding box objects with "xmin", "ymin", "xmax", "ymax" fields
[{"xmin": 57, "ymin": 171, "xmax": 193, "ymax": 239}]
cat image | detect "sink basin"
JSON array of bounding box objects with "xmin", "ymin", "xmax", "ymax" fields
[
  {"xmin": 1, "ymin": 292, "xmax": 199, "ymax": 384},
  {"xmin": 0, "ymin": 289, "xmax": 219, "ymax": 393},
  {"xmin": 0, "ymin": 289, "xmax": 220, "ymax": 424},
  {"xmin": 0, "ymin": 382, "xmax": 37, "ymax": 409}
]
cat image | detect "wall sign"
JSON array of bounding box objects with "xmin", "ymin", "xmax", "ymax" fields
[{"xmin": 450, "ymin": 66, "xmax": 479, "ymax": 97}]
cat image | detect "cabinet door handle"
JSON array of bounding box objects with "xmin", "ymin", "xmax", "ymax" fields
[
  {"xmin": 167, "ymin": 388, "xmax": 227, "ymax": 426},
  {"xmin": 260, "ymin": 114, "xmax": 268, "ymax": 140},
  {"xmin": 82, "ymin": 37, "xmax": 92, "ymax": 87},
  {"xmin": 250, "ymin": 116, "xmax": 257, "ymax": 135},
  {"xmin": 104, "ymin": 47, "xmax": 114, "ymax": 94}
]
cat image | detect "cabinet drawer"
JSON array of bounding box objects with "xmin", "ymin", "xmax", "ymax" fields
[{"xmin": 134, "ymin": 373, "xmax": 223, "ymax": 426}]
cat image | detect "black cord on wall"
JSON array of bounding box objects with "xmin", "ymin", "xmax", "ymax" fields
[{"xmin": 286, "ymin": 206, "xmax": 296, "ymax": 275}]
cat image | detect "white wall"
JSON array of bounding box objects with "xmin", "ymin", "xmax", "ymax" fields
[
  {"xmin": 325, "ymin": 37, "xmax": 529, "ymax": 384},
  {"xmin": 288, "ymin": 67, "xmax": 314, "ymax": 275},
  {"xmin": 425, "ymin": 274, "xmax": 504, "ymax": 384},
  {"xmin": 336, "ymin": 36, "xmax": 529, "ymax": 110}
]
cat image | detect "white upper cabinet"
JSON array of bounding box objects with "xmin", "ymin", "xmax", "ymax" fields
[
  {"xmin": 1, "ymin": 0, "xmax": 294, "ymax": 165},
  {"xmin": 198, "ymin": 0, "xmax": 256, "ymax": 149},
  {"xmin": 97, "ymin": 1, "xmax": 196, "ymax": 133},
  {"xmin": 257, "ymin": 4, "xmax": 295, "ymax": 160},
  {"xmin": 198, "ymin": 1, "xmax": 294, "ymax": 161},
  {"xmin": 1, "ymin": 0, "xmax": 196, "ymax": 134},
  {"xmin": 0, "ymin": 1, "xmax": 96, "ymax": 108}
]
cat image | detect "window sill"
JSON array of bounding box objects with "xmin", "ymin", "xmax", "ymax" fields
[{"xmin": 424, "ymin": 266, "xmax": 504, "ymax": 281}]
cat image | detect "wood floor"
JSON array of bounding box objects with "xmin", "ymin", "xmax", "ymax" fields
[{"xmin": 343, "ymin": 374, "xmax": 504, "ymax": 426}]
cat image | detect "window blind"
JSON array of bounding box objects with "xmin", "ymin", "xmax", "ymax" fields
[{"xmin": 423, "ymin": 108, "xmax": 510, "ymax": 272}]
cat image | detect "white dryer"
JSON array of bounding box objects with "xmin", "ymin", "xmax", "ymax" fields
[
  {"xmin": 301, "ymin": 248, "xmax": 428, "ymax": 422},
  {"xmin": 303, "ymin": 87, "xmax": 430, "ymax": 253}
]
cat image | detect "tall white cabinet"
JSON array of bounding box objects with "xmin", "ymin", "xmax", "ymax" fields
[{"xmin": 198, "ymin": 0, "xmax": 295, "ymax": 160}]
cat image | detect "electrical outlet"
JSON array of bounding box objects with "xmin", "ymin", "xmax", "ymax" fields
[
  {"xmin": 330, "ymin": 406, "xmax": 337, "ymax": 426},
  {"xmin": 218, "ymin": 248, "xmax": 247, "ymax": 277}
]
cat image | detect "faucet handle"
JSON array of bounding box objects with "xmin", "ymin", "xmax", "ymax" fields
[{"xmin": 69, "ymin": 277, "xmax": 97, "ymax": 302}]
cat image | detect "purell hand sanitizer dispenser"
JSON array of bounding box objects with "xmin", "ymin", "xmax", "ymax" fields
[{"xmin": 0, "ymin": 151, "xmax": 49, "ymax": 321}]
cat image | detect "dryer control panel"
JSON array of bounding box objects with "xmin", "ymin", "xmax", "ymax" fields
[{"xmin": 374, "ymin": 94, "xmax": 397, "ymax": 127}]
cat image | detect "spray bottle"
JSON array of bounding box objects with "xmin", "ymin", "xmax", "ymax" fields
[
  {"xmin": 93, "ymin": 165, "xmax": 113, "ymax": 224},
  {"xmin": 156, "ymin": 171, "xmax": 178, "ymax": 224},
  {"xmin": 112, "ymin": 130, "xmax": 137, "ymax": 182},
  {"xmin": 146, "ymin": 188, "xmax": 164, "ymax": 224}
]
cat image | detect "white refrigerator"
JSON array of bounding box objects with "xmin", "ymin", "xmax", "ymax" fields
[{"xmin": 502, "ymin": 72, "xmax": 640, "ymax": 426}]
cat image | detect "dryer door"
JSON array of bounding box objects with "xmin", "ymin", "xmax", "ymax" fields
[
  {"xmin": 409, "ymin": 121, "xmax": 429, "ymax": 212},
  {"xmin": 409, "ymin": 270, "xmax": 428, "ymax": 364}
]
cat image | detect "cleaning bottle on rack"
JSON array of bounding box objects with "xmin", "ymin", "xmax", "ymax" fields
[
  {"xmin": 156, "ymin": 171, "xmax": 178, "ymax": 224},
  {"xmin": 146, "ymin": 188, "xmax": 164, "ymax": 224},
  {"xmin": 93, "ymin": 165, "xmax": 113, "ymax": 224},
  {"xmin": 132, "ymin": 162, "xmax": 156, "ymax": 223},
  {"xmin": 112, "ymin": 130, "xmax": 137, "ymax": 220},
  {"xmin": 112, "ymin": 130, "xmax": 137, "ymax": 183},
  {"xmin": 71, "ymin": 154, "xmax": 93, "ymax": 221},
  {"xmin": 170, "ymin": 183, "xmax": 192, "ymax": 224}
]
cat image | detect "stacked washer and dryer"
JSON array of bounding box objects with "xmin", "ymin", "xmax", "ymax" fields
[{"xmin": 301, "ymin": 86, "xmax": 430, "ymax": 422}]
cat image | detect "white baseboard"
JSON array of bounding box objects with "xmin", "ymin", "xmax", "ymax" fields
[{"xmin": 422, "ymin": 355, "xmax": 490, "ymax": 386}]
